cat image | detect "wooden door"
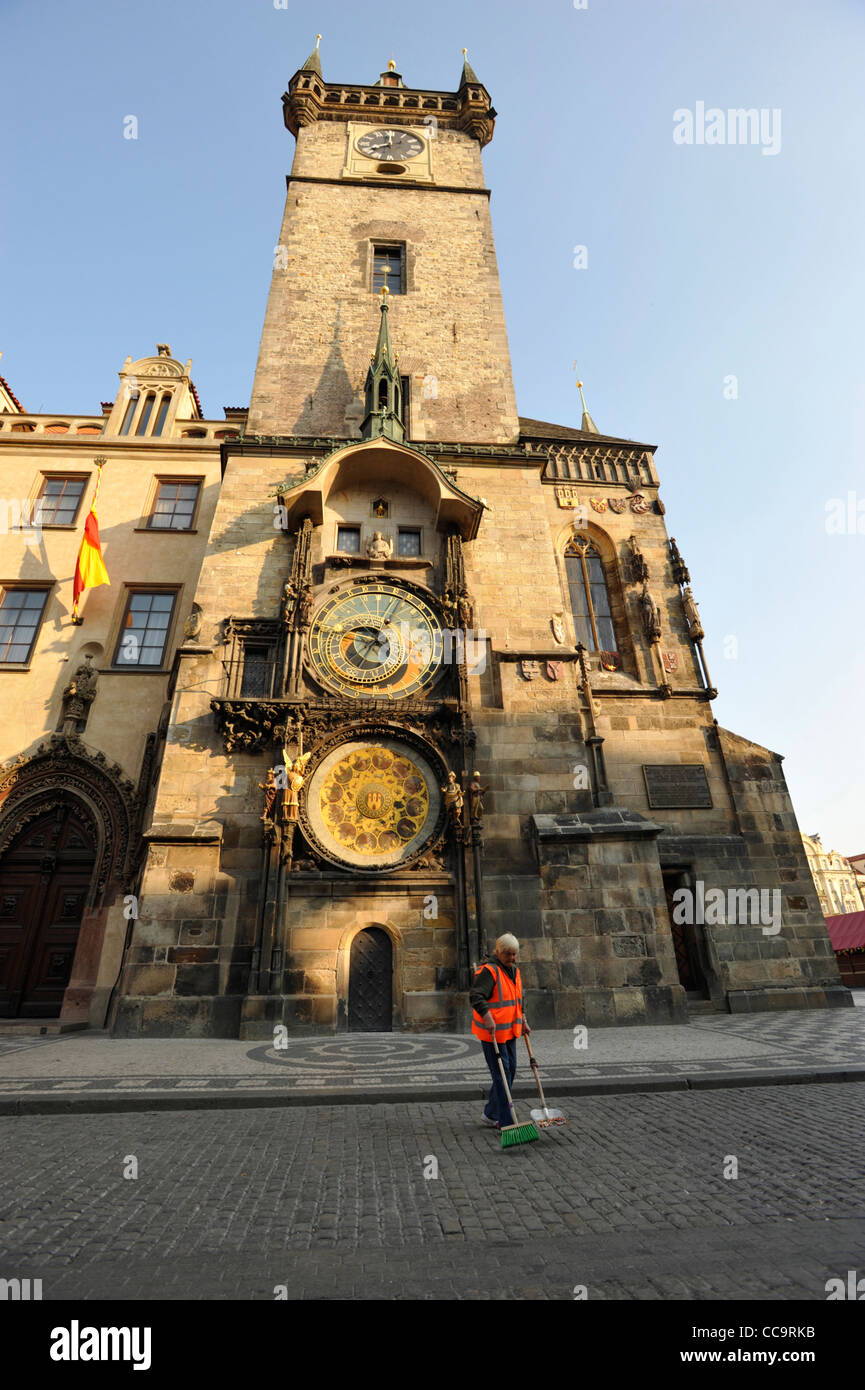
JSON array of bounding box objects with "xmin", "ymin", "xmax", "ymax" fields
[
  {"xmin": 348, "ymin": 927, "xmax": 392, "ymax": 1032},
  {"xmin": 0, "ymin": 806, "xmax": 95, "ymax": 1018}
]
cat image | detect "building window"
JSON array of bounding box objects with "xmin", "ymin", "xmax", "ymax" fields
[
  {"xmin": 400, "ymin": 374, "xmax": 411, "ymax": 434},
  {"xmin": 113, "ymin": 591, "xmax": 176, "ymax": 667},
  {"xmin": 240, "ymin": 644, "xmax": 274, "ymax": 697},
  {"xmin": 564, "ymin": 538, "xmax": 615, "ymax": 651},
  {"xmin": 397, "ymin": 529, "xmax": 421, "ymax": 557},
  {"xmin": 337, "ymin": 526, "xmax": 361, "ymax": 553},
  {"xmin": 0, "ymin": 588, "xmax": 49, "ymax": 664},
  {"xmin": 120, "ymin": 392, "xmax": 139, "ymax": 435},
  {"xmin": 153, "ymin": 393, "xmax": 172, "ymax": 436},
  {"xmin": 373, "ymin": 244, "xmax": 405, "ymax": 294},
  {"xmin": 149, "ymin": 480, "xmax": 201, "ymax": 530},
  {"xmin": 36, "ymin": 476, "xmax": 87, "ymax": 526},
  {"xmin": 136, "ymin": 393, "xmax": 157, "ymax": 436}
]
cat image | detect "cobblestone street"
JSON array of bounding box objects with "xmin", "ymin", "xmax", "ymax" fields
[{"xmin": 1, "ymin": 1082, "xmax": 862, "ymax": 1300}]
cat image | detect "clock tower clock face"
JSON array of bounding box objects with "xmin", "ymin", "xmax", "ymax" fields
[
  {"xmin": 307, "ymin": 581, "xmax": 442, "ymax": 699},
  {"xmin": 356, "ymin": 128, "xmax": 424, "ymax": 161}
]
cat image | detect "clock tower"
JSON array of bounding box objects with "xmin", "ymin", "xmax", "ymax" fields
[
  {"xmin": 110, "ymin": 45, "xmax": 849, "ymax": 1038},
  {"xmin": 247, "ymin": 47, "xmax": 520, "ymax": 445}
]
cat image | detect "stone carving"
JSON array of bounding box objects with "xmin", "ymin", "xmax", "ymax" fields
[
  {"xmin": 551, "ymin": 614, "xmax": 565, "ymax": 645},
  {"xmin": 520, "ymin": 660, "xmax": 540, "ymax": 681},
  {"xmin": 282, "ymin": 580, "xmax": 299, "ymax": 626},
  {"xmin": 298, "ymin": 584, "xmax": 313, "ymax": 628},
  {"xmin": 441, "ymin": 770, "xmax": 464, "ymax": 826},
  {"xmin": 61, "ymin": 655, "xmax": 98, "ymax": 731},
  {"xmin": 608, "ymin": 498, "xmax": 627, "ymax": 514},
  {"xmin": 627, "ymin": 535, "xmax": 649, "ymax": 585},
  {"xmin": 681, "ymin": 586, "xmax": 705, "ymax": 641},
  {"xmin": 640, "ymin": 584, "xmax": 662, "ymax": 643},
  {"xmin": 669, "ymin": 537, "xmax": 691, "ymax": 587},
  {"xmin": 662, "ymin": 651, "xmax": 679, "ymax": 674},
  {"xmin": 468, "ymin": 771, "xmax": 485, "ymax": 823},
  {"xmin": 366, "ymin": 531, "xmax": 392, "ymax": 561},
  {"xmin": 183, "ymin": 608, "xmax": 202, "ymax": 641},
  {"xmin": 545, "ymin": 660, "xmax": 564, "ymax": 682},
  {"xmin": 441, "ymin": 587, "xmax": 457, "ymax": 628},
  {"xmin": 258, "ymin": 767, "xmax": 278, "ymax": 822},
  {"xmin": 629, "ymin": 493, "xmax": 650, "ymax": 513},
  {"xmin": 457, "ymin": 591, "xmax": 473, "ymax": 629}
]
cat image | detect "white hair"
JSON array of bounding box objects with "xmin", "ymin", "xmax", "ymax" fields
[{"xmin": 495, "ymin": 934, "xmax": 520, "ymax": 952}]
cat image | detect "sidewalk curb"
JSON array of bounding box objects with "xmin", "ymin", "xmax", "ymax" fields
[{"xmin": 1, "ymin": 1064, "xmax": 864, "ymax": 1116}]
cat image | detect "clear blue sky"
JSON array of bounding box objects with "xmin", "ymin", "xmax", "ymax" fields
[{"xmin": 3, "ymin": 0, "xmax": 863, "ymax": 854}]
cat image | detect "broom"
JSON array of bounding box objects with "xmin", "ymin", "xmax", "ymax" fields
[
  {"xmin": 523, "ymin": 1032, "xmax": 567, "ymax": 1127},
  {"xmin": 490, "ymin": 1034, "xmax": 539, "ymax": 1149}
]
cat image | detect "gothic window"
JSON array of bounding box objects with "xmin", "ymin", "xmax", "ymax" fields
[
  {"xmin": 153, "ymin": 393, "xmax": 172, "ymax": 436},
  {"xmin": 0, "ymin": 587, "xmax": 49, "ymax": 663},
  {"xmin": 564, "ymin": 538, "xmax": 615, "ymax": 651},
  {"xmin": 113, "ymin": 591, "xmax": 176, "ymax": 667},
  {"xmin": 373, "ymin": 244, "xmax": 405, "ymax": 294},
  {"xmin": 400, "ymin": 374, "xmax": 411, "ymax": 434},
  {"xmin": 337, "ymin": 526, "xmax": 361, "ymax": 553},
  {"xmin": 36, "ymin": 475, "xmax": 87, "ymax": 525},
  {"xmin": 148, "ymin": 480, "xmax": 201, "ymax": 530}
]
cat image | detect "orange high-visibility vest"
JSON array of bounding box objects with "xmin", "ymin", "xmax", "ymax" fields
[{"xmin": 471, "ymin": 961, "xmax": 524, "ymax": 1043}]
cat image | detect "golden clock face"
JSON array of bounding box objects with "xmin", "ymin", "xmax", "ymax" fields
[{"xmin": 307, "ymin": 581, "xmax": 442, "ymax": 700}]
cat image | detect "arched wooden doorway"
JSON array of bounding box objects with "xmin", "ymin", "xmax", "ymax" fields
[
  {"xmin": 348, "ymin": 927, "xmax": 393, "ymax": 1032},
  {"xmin": 0, "ymin": 803, "xmax": 97, "ymax": 1018}
]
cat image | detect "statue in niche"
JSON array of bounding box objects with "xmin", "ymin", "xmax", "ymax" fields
[
  {"xmin": 282, "ymin": 579, "xmax": 299, "ymax": 626},
  {"xmin": 640, "ymin": 584, "xmax": 662, "ymax": 643},
  {"xmin": 441, "ymin": 587, "xmax": 457, "ymax": 628},
  {"xmin": 283, "ymin": 752, "xmax": 312, "ymax": 823},
  {"xmin": 627, "ymin": 535, "xmax": 649, "ymax": 585},
  {"xmin": 298, "ymin": 584, "xmax": 313, "ymax": 628},
  {"xmin": 457, "ymin": 591, "xmax": 473, "ymax": 630},
  {"xmin": 183, "ymin": 608, "xmax": 202, "ymax": 641},
  {"xmin": 366, "ymin": 531, "xmax": 392, "ymax": 561}
]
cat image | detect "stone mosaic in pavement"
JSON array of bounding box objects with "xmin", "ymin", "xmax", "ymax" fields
[{"xmin": 0, "ymin": 1008, "xmax": 863, "ymax": 1098}]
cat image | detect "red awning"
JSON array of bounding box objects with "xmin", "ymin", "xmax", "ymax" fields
[{"xmin": 825, "ymin": 911, "xmax": 865, "ymax": 950}]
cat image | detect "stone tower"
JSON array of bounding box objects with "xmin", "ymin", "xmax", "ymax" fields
[{"xmin": 110, "ymin": 47, "xmax": 849, "ymax": 1037}]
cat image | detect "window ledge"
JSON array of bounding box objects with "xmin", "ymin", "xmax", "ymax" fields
[
  {"xmin": 103, "ymin": 667, "xmax": 171, "ymax": 675},
  {"xmin": 134, "ymin": 527, "xmax": 198, "ymax": 534}
]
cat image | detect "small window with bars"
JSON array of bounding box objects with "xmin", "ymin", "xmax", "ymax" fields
[
  {"xmin": 149, "ymin": 480, "xmax": 201, "ymax": 530},
  {"xmin": 36, "ymin": 476, "xmax": 87, "ymax": 526},
  {"xmin": 373, "ymin": 244, "xmax": 405, "ymax": 294},
  {"xmin": 240, "ymin": 644, "xmax": 275, "ymax": 697},
  {"xmin": 113, "ymin": 591, "xmax": 176, "ymax": 667},
  {"xmin": 0, "ymin": 588, "xmax": 49, "ymax": 664}
]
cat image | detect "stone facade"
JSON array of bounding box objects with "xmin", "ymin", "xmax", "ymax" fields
[{"xmin": 1, "ymin": 52, "xmax": 850, "ymax": 1035}]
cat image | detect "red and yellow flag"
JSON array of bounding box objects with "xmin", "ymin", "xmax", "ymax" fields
[{"xmin": 71, "ymin": 465, "xmax": 109, "ymax": 621}]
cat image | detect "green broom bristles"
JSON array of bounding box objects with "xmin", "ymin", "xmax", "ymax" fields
[{"xmin": 500, "ymin": 1121, "xmax": 540, "ymax": 1148}]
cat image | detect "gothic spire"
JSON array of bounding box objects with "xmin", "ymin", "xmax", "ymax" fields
[
  {"xmin": 576, "ymin": 376, "xmax": 599, "ymax": 434},
  {"xmin": 459, "ymin": 48, "xmax": 480, "ymax": 86},
  {"xmin": 361, "ymin": 290, "xmax": 405, "ymax": 442},
  {"xmin": 300, "ymin": 33, "xmax": 322, "ymax": 77}
]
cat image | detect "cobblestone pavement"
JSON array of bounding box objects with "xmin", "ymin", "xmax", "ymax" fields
[
  {"xmin": 0, "ymin": 1082, "xmax": 862, "ymax": 1300},
  {"xmin": 1, "ymin": 1007, "xmax": 864, "ymax": 1109}
]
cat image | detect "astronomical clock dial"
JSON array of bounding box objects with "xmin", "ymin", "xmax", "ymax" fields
[
  {"xmin": 307, "ymin": 581, "xmax": 442, "ymax": 700},
  {"xmin": 304, "ymin": 738, "xmax": 443, "ymax": 871},
  {"xmin": 356, "ymin": 128, "xmax": 424, "ymax": 161}
]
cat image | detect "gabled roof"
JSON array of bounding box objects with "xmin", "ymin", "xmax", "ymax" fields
[{"xmin": 518, "ymin": 416, "xmax": 655, "ymax": 450}]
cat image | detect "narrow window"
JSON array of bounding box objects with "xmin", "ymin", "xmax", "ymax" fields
[
  {"xmin": 136, "ymin": 393, "xmax": 156, "ymax": 436},
  {"xmin": 37, "ymin": 476, "xmax": 86, "ymax": 525},
  {"xmin": 153, "ymin": 393, "xmax": 172, "ymax": 436},
  {"xmin": 120, "ymin": 391, "xmax": 139, "ymax": 435},
  {"xmin": 240, "ymin": 645, "xmax": 273, "ymax": 697},
  {"xmin": 149, "ymin": 480, "xmax": 201, "ymax": 530},
  {"xmin": 400, "ymin": 374, "xmax": 411, "ymax": 434},
  {"xmin": 564, "ymin": 538, "xmax": 615, "ymax": 651},
  {"xmin": 336, "ymin": 526, "xmax": 361, "ymax": 553},
  {"xmin": 0, "ymin": 588, "xmax": 49, "ymax": 663},
  {"xmin": 373, "ymin": 244, "xmax": 404, "ymax": 294},
  {"xmin": 113, "ymin": 591, "xmax": 176, "ymax": 667},
  {"xmin": 397, "ymin": 529, "xmax": 421, "ymax": 557}
]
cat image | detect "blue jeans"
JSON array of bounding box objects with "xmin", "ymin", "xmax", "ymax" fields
[{"xmin": 481, "ymin": 1038, "xmax": 517, "ymax": 1126}]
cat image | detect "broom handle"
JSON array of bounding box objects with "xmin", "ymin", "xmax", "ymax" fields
[
  {"xmin": 523, "ymin": 1032, "xmax": 551, "ymax": 1113},
  {"xmin": 491, "ymin": 1036, "xmax": 519, "ymax": 1127}
]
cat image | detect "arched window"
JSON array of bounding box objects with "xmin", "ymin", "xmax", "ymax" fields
[
  {"xmin": 565, "ymin": 537, "xmax": 615, "ymax": 650},
  {"xmin": 153, "ymin": 393, "xmax": 171, "ymax": 436},
  {"xmin": 136, "ymin": 393, "xmax": 156, "ymax": 435}
]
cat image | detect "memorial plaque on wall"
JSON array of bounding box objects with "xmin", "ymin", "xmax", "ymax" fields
[{"xmin": 643, "ymin": 764, "xmax": 712, "ymax": 809}]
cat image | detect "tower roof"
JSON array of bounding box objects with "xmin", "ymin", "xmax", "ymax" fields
[
  {"xmin": 300, "ymin": 34, "xmax": 322, "ymax": 77},
  {"xmin": 459, "ymin": 49, "xmax": 481, "ymax": 86}
]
